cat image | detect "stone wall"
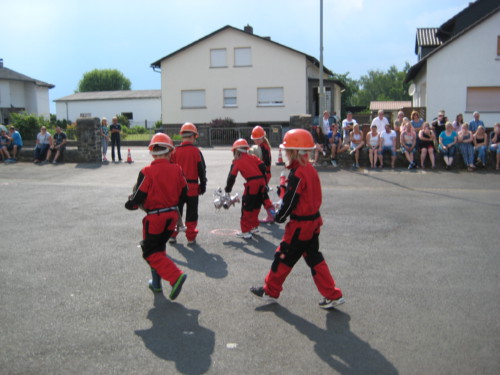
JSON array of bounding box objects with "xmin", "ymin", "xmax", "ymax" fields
[
  {"xmin": 76, "ymin": 117, "xmax": 101, "ymax": 163},
  {"xmin": 289, "ymin": 114, "xmax": 312, "ymax": 130}
]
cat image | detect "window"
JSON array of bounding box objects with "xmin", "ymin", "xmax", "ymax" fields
[
  {"xmin": 223, "ymin": 89, "xmax": 237, "ymax": 107},
  {"xmin": 257, "ymin": 87, "xmax": 284, "ymax": 106},
  {"xmin": 210, "ymin": 49, "xmax": 227, "ymax": 68},
  {"xmin": 182, "ymin": 90, "xmax": 205, "ymax": 109},
  {"xmin": 466, "ymin": 87, "xmax": 500, "ymax": 112},
  {"xmin": 121, "ymin": 112, "xmax": 133, "ymax": 120},
  {"xmin": 234, "ymin": 47, "xmax": 252, "ymax": 67}
]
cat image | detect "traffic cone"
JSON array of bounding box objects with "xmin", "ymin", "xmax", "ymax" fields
[
  {"xmin": 126, "ymin": 148, "xmax": 134, "ymax": 163},
  {"xmin": 275, "ymin": 148, "xmax": 285, "ymax": 166}
]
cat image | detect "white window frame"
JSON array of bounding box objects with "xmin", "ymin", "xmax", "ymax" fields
[
  {"xmin": 181, "ymin": 90, "xmax": 206, "ymax": 109},
  {"xmin": 210, "ymin": 48, "xmax": 227, "ymax": 68},
  {"xmin": 223, "ymin": 88, "xmax": 237, "ymax": 108},
  {"xmin": 234, "ymin": 47, "xmax": 252, "ymax": 67},
  {"xmin": 466, "ymin": 86, "xmax": 500, "ymax": 113},
  {"xmin": 257, "ymin": 87, "xmax": 284, "ymax": 107}
]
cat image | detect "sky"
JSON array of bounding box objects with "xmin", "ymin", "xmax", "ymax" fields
[{"xmin": 2, "ymin": 0, "xmax": 472, "ymax": 113}]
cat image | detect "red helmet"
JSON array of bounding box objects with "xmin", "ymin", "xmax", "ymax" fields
[
  {"xmin": 279, "ymin": 129, "xmax": 315, "ymax": 150},
  {"xmin": 231, "ymin": 138, "xmax": 250, "ymax": 152},
  {"xmin": 180, "ymin": 122, "xmax": 198, "ymax": 138},
  {"xmin": 149, "ymin": 133, "xmax": 174, "ymax": 155},
  {"xmin": 251, "ymin": 125, "xmax": 265, "ymax": 140}
]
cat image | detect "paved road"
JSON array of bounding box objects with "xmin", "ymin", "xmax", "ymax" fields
[{"xmin": 1, "ymin": 148, "xmax": 499, "ymax": 375}]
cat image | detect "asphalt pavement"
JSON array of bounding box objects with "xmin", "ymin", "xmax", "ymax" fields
[{"xmin": 1, "ymin": 147, "xmax": 499, "ymax": 375}]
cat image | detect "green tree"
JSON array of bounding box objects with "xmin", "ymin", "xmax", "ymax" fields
[
  {"xmin": 331, "ymin": 72, "xmax": 359, "ymax": 119},
  {"xmin": 351, "ymin": 63, "xmax": 411, "ymax": 107},
  {"xmin": 77, "ymin": 69, "xmax": 131, "ymax": 92}
]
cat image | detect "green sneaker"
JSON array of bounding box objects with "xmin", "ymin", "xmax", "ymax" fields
[
  {"xmin": 169, "ymin": 273, "xmax": 187, "ymax": 300},
  {"xmin": 148, "ymin": 280, "xmax": 162, "ymax": 293}
]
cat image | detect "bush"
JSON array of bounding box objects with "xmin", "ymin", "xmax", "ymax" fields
[
  {"xmin": 154, "ymin": 120, "xmax": 163, "ymax": 129},
  {"xmin": 209, "ymin": 117, "xmax": 235, "ymax": 128},
  {"xmin": 10, "ymin": 112, "xmax": 50, "ymax": 140}
]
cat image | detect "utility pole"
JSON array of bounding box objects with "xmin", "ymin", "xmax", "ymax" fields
[{"xmin": 318, "ymin": 0, "xmax": 325, "ymax": 119}]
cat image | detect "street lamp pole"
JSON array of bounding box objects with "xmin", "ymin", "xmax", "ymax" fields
[{"xmin": 318, "ymin": 0, "xmax": 325, "ymax": 120}]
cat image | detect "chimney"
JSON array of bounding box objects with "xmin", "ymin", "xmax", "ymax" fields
[
  {"xmin": 0, "ymin": 59, "xmax": 3, "ymax": 68},
  {"xmin": 244, "ymin": 25, "xmax": 253, "ymax": 34}
]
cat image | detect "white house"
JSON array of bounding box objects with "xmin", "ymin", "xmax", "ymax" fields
[
  {"xmin": 151, "ymin": 25, "xmax": 344, "ymax": 126},
  {"xmin": 405, "ymin": 0, "xmax": 500, "ymax": 127},
  {"xmin": 0, "ymin": 59, "xmax": 54, "ymax": 124},
  {"xmin": 54, "ymin": 90, "xmax": 161, "ymax": 127}
]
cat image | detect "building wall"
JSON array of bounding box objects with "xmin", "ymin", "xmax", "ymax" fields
[
  {"xmin": 0, "ymin": 80, "xmax": 51, "ymax": 119},
  {"xmin": 55, "ymin": 97, "xmax": 161, "ymax": 127},
  {"xmin": 422, "ymin": 12, "xmax": 500, "ymax": 125},
  {"xmin": 160, "ymin": 28, "xmax": 307, "ymax": 124}
]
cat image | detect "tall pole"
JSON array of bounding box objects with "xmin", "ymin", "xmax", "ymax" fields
[{"xmin": 318, "ymin": 0, "xmax": 325, "ymax": 119}]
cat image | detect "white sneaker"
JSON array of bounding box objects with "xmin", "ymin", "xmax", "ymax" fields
[
  {"xmin": 319, "ymin": 297, "xmax": 345, "ymax": 309},
  {"xmin": 236, "ymin": 232, "xmax": 252, "ymax": 239},
  {"xmin": 250, "ymin": 286, "xmax": 277, "ymax": 303},
  {"xmin": 331, "ymin": 159, "xmax": 337, "ymax": 167},
  {"xmin": 250, "ymin": 227, "xmax": 259, "ymax": 234}
]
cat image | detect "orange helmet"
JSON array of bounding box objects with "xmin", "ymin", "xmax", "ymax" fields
[
  {"xmin": 279, "ymin": 129, "xmax": 315, "ymax": 151},
  {"xmin": 251, "ymin": 125, "xmax": 265, "ymax": 140},
  {"xmin": 231, "ymin": 138, "xmax": 250, "ymax": 152},
  {"xmin": 149, "ymin": 133, "xmax": 174, "ymax": 155},
  {"xmin": 180, "ymin": 122, "xmax": 198, "ymax": 138}
]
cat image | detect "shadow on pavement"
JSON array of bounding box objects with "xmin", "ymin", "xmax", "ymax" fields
[
  {"xmin": 256, "ymin": 304, "xmax": 399, "ymax": 375},
  {"xmin": 135, "ymin": 294, "xmax": 215, "ymax": 375},
  {"xmin": 223, "ymin": 236, "xmax": 276, "ymax": 261},
  {"xmin": 170, "ymin": 243, "xmax": 228, "ymax": 279}
]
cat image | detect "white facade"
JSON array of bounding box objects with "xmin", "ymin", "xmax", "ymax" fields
[
  {"xmin": 156, "ymin": 26, "xmax": 338, "ymax": 125},
  {"xmin": 0, "ymin": 78, "xmax": 51, "ymax": 122},
  {"xmin": 411, "ymin": 11, "xmax": 500, "ymax": 126},
  {"xmin": 55, "ymin": 90, "xmax": 161, "ymax": 127}
]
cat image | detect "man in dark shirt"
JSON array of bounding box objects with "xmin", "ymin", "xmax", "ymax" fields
[
  {"xmin": 47, "ymin": 126, "xmax": 67, "ymax": 164},
  {"xmin": 110, "ymin": 116, "xmax": 122, "ymax": 162}
]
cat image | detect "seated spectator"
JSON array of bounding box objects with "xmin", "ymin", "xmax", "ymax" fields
[
  {"xmin": 327, "ymin": 123, "xmax": 343, "ymax": 167},
  {"xmin": 365, "ymin": 124, "xmax": 380, "ymax": 168},
  {"xmin": 393, "ymin": 111, "xmax": 404, "ymax": 132},
  {"xmin": 473, "ymin": 125, "xmax": 488, "ymax": 168},
  {"xmin": 457, "ymin": 123, "xmax": 475, "ymax": 171},
  {"xmin": 5, "ymin": 126, "xmax": 23, "ymax": 163},
  {"xmin": 438, "ymin": 122, "xmax": 458, "ymax": 170},
  {"xmin": 311, "ymin": 125, "xmax": 327, "ymax": 166},
  {"xmin": 418, "ymin": 122, "xmax": 436, "ymax": 169},
  {"xmin": 431, "ymin": 111, "xmax": 447, "ymax": 141},
  {"xmin": 400, "ymin": 121, "xmax": 417, "ymax": 169},
  {"xmin": 489, "ymin": 123, "xmax": 500, "ymax": 171},
  {"xmin": 468, "ymin": 111, "xmax": 484, "ymax": 133},
  {"xmin": 349, "ymin": 123, "xmax": 364, "ymax": 169},
  {"xmin": 452, "ymin": 113, "xmax": 464, "ymax": 133},
  {"xmin": 1, "ymin": 129, "xmax": 11, "ymax": 161},
  {"xmin": 34, "ymin": 126, "xmax": 52, "ymax": 163},
  {"xmin": 46, "ymin": 126, "xmax": 67, "ymax": 164},
  {"xmin": 410, "ymin": 111, "xmax": 424, "ymax": 133},
  {"xmin": 378, "ymin": 123, "xmax": 397, "ymax": 168}
]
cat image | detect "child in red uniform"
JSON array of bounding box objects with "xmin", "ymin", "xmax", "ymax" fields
[
  {"xmin": 170, "ymin": 122, "xmax": 207, "ymax": 245},
  {"xmin": 125, "ymin": 133, "xmax": 188, "ymax": 299},
  {"xmin": 250, "ymin": 125, "xmax": 275, "ymax": 223},
  {"xmin": 251, "ymin": 129, "xmax": 345, "ymax": 309},
  {"xmin": 225, "ymin": 138, "xmax": 267, "ymax": 239}
]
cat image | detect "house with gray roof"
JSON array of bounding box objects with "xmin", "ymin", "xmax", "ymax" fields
[
  {"xmin": 0, "ymin": 59, "xmax": 54, "ymax": 124},
  {"xmin": 54, "ymin": 90, "xmax": 161, "ymax": 127}
]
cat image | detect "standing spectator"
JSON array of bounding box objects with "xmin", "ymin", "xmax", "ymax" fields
[
  {"xmin": 125, "ymin": 133, "xmax": 188, "ymax": 298},
  {"xmin": 100, "ymin": 117, "xmax": 110, "ymax": 162},
  {"xmin": 250, "ymin": 129, "xmax": 345, "ymax": 309},
  {"xmin": 33, "ymin": 126, "xmax": 52, "ymax": 164},
  {"xmin": 371, "ymin": 109, "xmax": 390, "ymax": 133},
  {"xmin": 378, "ymin": 124, "xmax": 397, "ymax": 168},
  {"xmin": 431, "ymin": 111, "xmax": 447, "ymax": 140},
  {"xmin": 400, "ymin": 121, "xmax": 417, "ymax": 169},
  {"xmin": 418, "ymin": 122, "xmax": 436, "ymax": 169},
  {"xmin": 452, "ymin": 113, "xmax": 464, "ymax": 133},
  {"xmin": 457, "ymin": 123, "xmax": 476, "ymax": 171},
  {"xmin": 110, "ymin": 116, "xmax": 122, "ymax": 162},
  {"xmin": 341, "ymin": 111, "xmax": 357, "ymax": 149},
  {"xmin": 473, "ymin": 125, "xmax": 488, "ymax": 168},
  {"xmin": 1, "ymin": 129, "xmax": 11, "ymax": 161},
  {"xmin": 46, "ymin": 126, "xmax": 67, "ymax": 164},
  {"xmin": 4, "ymin": 126, "xmax": 23, "ymax": 163},
  {"xmin": 365, "ymin": 124, "xmax": 380, "ymax": 169},
  {"xmin": 349, "ymin": 123, "xmax": 364, "ymax": 169},
  {"xmin": 250, "ymin": 125, "xmax": 275, "ymax": 223},
  {"xmin": 438, "ymin": 122, "xmax": 458, "ymax": 170},
  {"xmin": 331, "ymin": 111, "xmax": 338, "ymax": 125},
  {"xmin": 328, "ymin": 122, "xmax": 343, "ymax": 167},
  {"xmin": 489, "ymin": 123, "xmax": 500, "ymax": 171},
  {"xmin": 468, "ymin": 111, "xmax": 484, "ymax": 133},
  {"xmin": 321, "ymin": 111, "xmax": 331, "ymax": 138},
  {"xmin": 393, "ymin": 111, "xmax": 405, "ymax": 132},
  {"xmin": 170, "ymin": 123, "xmax": 207, "ymax": 244},
  {"xmin": 224, "ymin": 138, "xmax": 267, "ymax": 239}
]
